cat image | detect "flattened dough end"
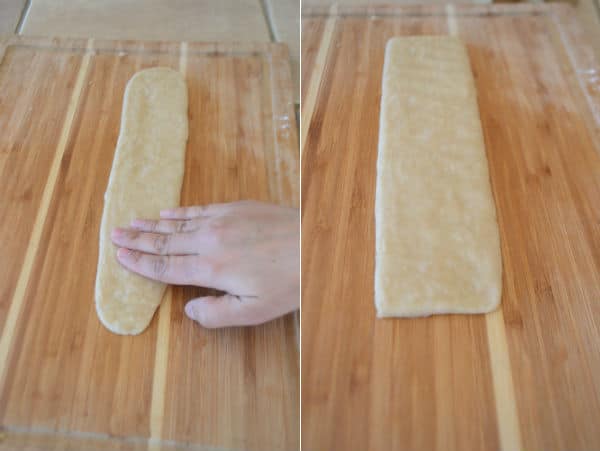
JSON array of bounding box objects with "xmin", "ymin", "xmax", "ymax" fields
[
  {"xmin": 375, "ymin": 36, "xmax": 502, "ymax": 317},
  {"xmin": 95, "ymin": 67, "xmax": 188, "ymax": 334}
]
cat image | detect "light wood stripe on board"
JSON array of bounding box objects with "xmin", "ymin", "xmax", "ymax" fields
[
  {"xmin": 300, "ymin": 4, "xmax": 337, "ymax": 157},
  {"xmin": 486, "ymin": 310, "xmax": 523, "ymax": 451},
  {"xmin": 0, "ymin": 38, "xmax": 94, "ymax": 390},
  {"xmin": 148, "ymin": 41, "xmax": 189, "ymax": 448},
  {"xmin": 445, "ymin": 10, "xmax": 523, "ymax": 450},
  {"xmin": 148, "ymin": 290, "xmax": 172, "ymax": 449}
]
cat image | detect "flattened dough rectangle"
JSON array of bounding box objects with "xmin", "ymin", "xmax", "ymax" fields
[
  {"xmin": 375, "ymin": 36, "xmax": 502, "ymax": 317},
  {"xmin": 95, "ymin": 68, "xmax": 188, "ymax": 335}
]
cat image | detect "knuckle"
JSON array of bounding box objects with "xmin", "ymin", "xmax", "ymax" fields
[
  {"xmin": 153, "ymin": 234, "xmax": 170, "ymax": 254},
  {"xmin": 147, "ymin": 220, "xmax": 158, "ymax": 232},
  {"xmin": 129, "ymin": 250, "xmax": 142, "ymax": 262},
  {"xmin": 152, "ymin": 256, "xmax": 169, "ymax": 277},
  {"xmin": 126, "ymin": 230, "xmax": 141, "ymax": 241}
]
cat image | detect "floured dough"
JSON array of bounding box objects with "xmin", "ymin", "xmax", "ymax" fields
[
  {"xmin": 375, "ymin": 36, "xmax": 502, "ymax": 317},
  {"xmin": 95, "ymin": 67, "xmax": 188, "ymax": 334}
]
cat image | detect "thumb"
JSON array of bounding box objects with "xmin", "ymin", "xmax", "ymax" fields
[{"xmin": 185, "ymin": 294, "xmax": 246, "ymax": 328}]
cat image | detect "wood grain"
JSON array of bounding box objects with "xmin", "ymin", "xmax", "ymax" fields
[
  {"xmin": 300, "ymin": 17, "xmax": 324, "ymax": 106},
  {"xmin": 301, "ymin": 3, "xmax": 600, "ymax": 451},
  {"xmin": 0, "ymin": 36, "xmax": 298, "ymax": 451},
  {"xmin": 300, "ymin": 5, "xmax": 336, "ymax": 158},
  {"xmin": 0, "ymin": 41, "xmax": 84, "ymax": 342},
  {"xmin": 21, "ymin": 0, "xmax": 270, "ymax": 42},
  {"xmin": 265, "ymin": 0, "xmax": 300, "ymax": 102}
]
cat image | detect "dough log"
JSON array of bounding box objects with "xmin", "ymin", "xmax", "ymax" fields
[{"xmin": 95, "ymin": 67, "xmax": 188, "ymax": 335}]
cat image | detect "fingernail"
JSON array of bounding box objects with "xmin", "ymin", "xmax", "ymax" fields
[
  {"xmin": 185, "ymin": 302, "xmax": 194, "ymax": 319},
  {"xmin": 184, "ymin": 303, "xmax": 196, "ymax": 319},
  {"xmin": 130, "ymin": 219, "xmax": 144, "ymax": 228},
  {"xmin": 111, "ymin": 228, "xmax": 124, "ymax": 238}
]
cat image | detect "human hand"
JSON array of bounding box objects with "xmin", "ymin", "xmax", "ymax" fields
[{"xmin": 111, "ymin": 201, "xmax": 299, "ymax": 328}]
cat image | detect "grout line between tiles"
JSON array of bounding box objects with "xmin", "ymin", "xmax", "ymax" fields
[{"xmin": 15, "ymin": 0, "xmax": 32, "ymax": 34}]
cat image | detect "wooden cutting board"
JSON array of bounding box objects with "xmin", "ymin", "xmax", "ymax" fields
[
  {"xmin": 302, "ymin": 3, "xmax": 600, "ymax": 451},
  {"xmin": 0, "ymin": 36, "xmax": 298, "ymax": 451}
]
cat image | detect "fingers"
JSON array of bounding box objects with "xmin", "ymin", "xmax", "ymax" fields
[
  {"xmin": 116, "ymin": 248, "xmax": 221, "ymax": 288},
  {"xmin": 160, "ymin": 200, "xmax": 264, "ymax": 219},
  {"xmin": 160, "ymin": 203, "xmax": 230, "ymax": 219},
  {"xmin": 111, "ymin": 228, "xmax": 195, "ymax": 255},
  {"xmin": 130, "ymin": 218, "xmax": 199, "ymax": 234},
  {"xmin": 184, "ymin": 295, "xmax": 249, "ymax": 328}
]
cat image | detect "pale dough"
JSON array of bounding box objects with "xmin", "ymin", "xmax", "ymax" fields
[
  {"xmin": 95, "ymin": 68, "xmax": 188, "ymax": 335},
  {"xmin": 375, "ymin": 36, "xmax": 502, "ymax": 317}
]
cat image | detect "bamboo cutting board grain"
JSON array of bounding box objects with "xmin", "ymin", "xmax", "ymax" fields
[
  {"xmin": 302, "ymin": 3, "xmax": 600, "ymax": 451},
  {"xmin": 0, "ymin": 36, "xmax": 298, "ymax": 451}
]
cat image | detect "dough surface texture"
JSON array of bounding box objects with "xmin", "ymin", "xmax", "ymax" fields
[
  {"xmin": 375, "ymin": 36, "xmax": 502, "ymax": 317},
  {"xmin": 95, "ymin": 67, "xmax": 188, "ymax": 334}
]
